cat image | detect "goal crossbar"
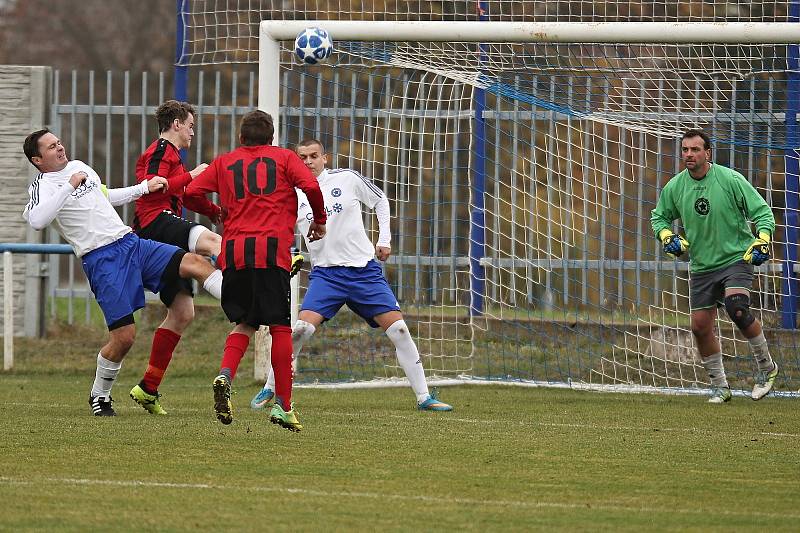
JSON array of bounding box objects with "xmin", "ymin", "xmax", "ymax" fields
[{"xmin": 261, "ymin": 20, "xmax": 800, "ymax": 44}]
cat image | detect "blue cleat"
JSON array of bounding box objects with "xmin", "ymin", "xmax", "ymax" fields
[
  {"xmin": 417, "ymin": 389, "xmax": 453, "ymax": 411},
  {"xmin": 250, "ymin": 387, "xmax": 275, "ymax": 410}
]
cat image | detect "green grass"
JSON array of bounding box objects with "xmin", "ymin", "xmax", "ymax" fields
[{"xmin": 2, "ymin": 311, "xmax": 800, "ymax": 531}]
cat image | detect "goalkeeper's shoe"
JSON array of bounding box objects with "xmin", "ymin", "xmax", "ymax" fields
[
  {"xmin": 129, "ymin": 384, "xmax": 167, "ymax": 415},
  {"xmin": 290, "ymin": 252, "xmax": 305, "ymax": 278},
  {"xmin": 213, "ymin": 375, "xmax": 233, "ymax": 425},
  {"xmin": 89, "ymin": 395, "xmax": 116, "ymax": 416},
  {"xmin": 708, "ymin": 387, "xmax": 732, "ymax": 404},
  {"xmin": 269, "ymin": 402, "xmax": 303, "ymax": 432},
  {"xmin": 752, "ymin": 363, "xmax": 779, "ymax": 401},
  {"xmin": 417, "ymin": 389, "xmax": 453, "ymax": 411},
  {"xmin": 250, "ymin": 387, "xmax": 275, "ymax": 410}
]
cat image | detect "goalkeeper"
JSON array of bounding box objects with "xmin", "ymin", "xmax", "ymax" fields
[{"xmin": 651, "ymin": 129, "xmax": 778, "ymax": 403}]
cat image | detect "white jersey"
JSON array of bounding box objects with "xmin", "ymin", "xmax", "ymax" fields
[
  {"xmin": 296, "ymin": 168, "xmax": 389, "ymax": 268},
  {"xmin": 23, "ymin": 160, "xmax": 133, "ymax": 257}
]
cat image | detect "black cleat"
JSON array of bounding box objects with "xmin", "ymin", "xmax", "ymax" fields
[{"xmin": 89, "ymin": 395, "xmax": 116, "ymax": 416}]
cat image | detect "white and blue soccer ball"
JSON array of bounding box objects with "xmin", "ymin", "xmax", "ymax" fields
[{"xmin": 294, "ymin": 27, "xmax": 333, "ymax": 65}]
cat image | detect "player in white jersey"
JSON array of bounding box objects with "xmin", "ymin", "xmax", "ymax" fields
[
  {"xmin": 251, "ymin": 139, "xmax": 453, "ymax": 411},
  {"xmin": 22, "ymin": 129, "xmax": 223, "ymax": 416}
]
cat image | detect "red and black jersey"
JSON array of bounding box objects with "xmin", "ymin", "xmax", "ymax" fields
[
  {"xmin": 185, "ymin": 145, "xmax": 326, "ymax": 272},
  {"xmin": 133, "ymin": 138, "xmax": 221, "ymax": 230}
]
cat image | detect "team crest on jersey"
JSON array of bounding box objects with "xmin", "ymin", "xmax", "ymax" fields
[
  {"xmin": 694, "ymin": 197, "xmax": 710, "ymax": 216},
  {"xmin": 331, "ymin": 188, "xmax": 342, "ymax": 197}
]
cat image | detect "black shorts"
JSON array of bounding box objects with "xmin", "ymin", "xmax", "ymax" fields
[
  {"xmin": 136, "ymin": 211, "xmax": 199, "ymax": 250},
  {"xmin": 221, "ymin": 267, "xmax": 290, "ymax": 328},
  {"xmin": 690, "ymin": 260, "xmax": 754, "ymax": 310},
  {"xmin": 136, "ymin": 211, "xmax": 199, "ymax": 304}
]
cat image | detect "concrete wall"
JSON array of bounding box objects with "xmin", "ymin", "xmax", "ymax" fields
[{"xmin": 0, "ymin": 65, "xmax": 51, "ymax": 337}]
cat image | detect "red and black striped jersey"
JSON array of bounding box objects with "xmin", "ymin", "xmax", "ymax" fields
[
  {"xmin": 133, "ymin": 137, "xmax": 220, "ymax": 230},
  {"xmin": 185, "ymin": 144, "xmax": 326, "ymax": 272}
]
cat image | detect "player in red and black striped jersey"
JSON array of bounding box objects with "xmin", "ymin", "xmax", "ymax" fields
[
  {"xmin": 186, "ymin": 110, "xmax": 326, "ymax": 430},
  {"xmin": 134, "ymin": 100, "xmax": 222, "ymax": 255},
  {"xmin": 128, "ymin": 100, "xmax": 225, "ymax": 415}
]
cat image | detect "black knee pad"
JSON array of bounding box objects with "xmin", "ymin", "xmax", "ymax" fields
[{"xmin": 724, "ymin": 293, "xmax": 755, "ymax": 330}]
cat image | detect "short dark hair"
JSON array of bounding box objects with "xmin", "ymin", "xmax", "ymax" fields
[
  {"xmin": 239, "ymin": 110, "xmax": 274, "ymax": 146},
  {"xmin": 23, "ymin": 128, "xmax": 51, "ymax": 168},
  {"xmin": 296, "ymin": 138, "xmax": 326, "ymax": 153},
  {"xmin": 682, "ymin": 129, "xmax": 711, "ymax": 150},
  {"xmin": 155, "ymin": 100, "xmax": 196, "ymax": 133}
]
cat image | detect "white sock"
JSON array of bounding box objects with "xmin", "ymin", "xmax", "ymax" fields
[
  {"xmin": 265, "ymin": 320, "xmax": 316, "ymax": 390},
  {"xmin": 203, "ymin": 269, "xmax": 222, "ymax": 299},
  {"xmin": 748, "ymin": 332, "xmax": 775, "ymax": 372},
  {"xmin": 90, "ymin": 352, "xmax": 122, "ymax": 399},
  {"xmin": 700, "ymin": 352, "xmax": 728, "ymax": 388},
  {"xmin": 187, "ymin": 226, "xmax": 207, "ymax": 253},
  {"xmin": 385, "ymin": 320, "xmax": 429, "ymax": 403}
]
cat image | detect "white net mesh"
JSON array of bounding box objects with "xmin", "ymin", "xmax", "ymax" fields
[
  {"xmin": 179, "ymin": 1, "xmax": 795, "ymax": 65},
  {"xmin": 266, "ymin": 31, "xmax": 800, "ymax": 393},
  {"xmin": 181, "ymin": 4, "xmax": 800, "ymax": 394}
]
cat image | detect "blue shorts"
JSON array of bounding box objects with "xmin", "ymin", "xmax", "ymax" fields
[
  {"xmin": 301, "ymin": 259, "xmax": 401, "ymax": 328},
  {"xmin": 81, "ymin": 233, "xmax": 182, "ymax": 329}
]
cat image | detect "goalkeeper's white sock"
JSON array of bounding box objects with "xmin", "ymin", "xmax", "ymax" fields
[
  {"xmin": 203, "ymin": 269, "xmax": 222, "ymax": 300},
  {"xmin": 265, "ymin": 320, "xmax": 316, "ymax": 391},
  {"xmin": 700, "ymin": 352, "xmax": 728, "ymax": 388},
  {"xmin": 90, "ymin": 352, "xmax": 122, "ymax": 399},
  {"xmin": 748, "ymin": 332, "xmax": 775, "ymax": 373},
  {"xmin": 385, "ymin": 320, "xmax": 430, "ymax": 403}
]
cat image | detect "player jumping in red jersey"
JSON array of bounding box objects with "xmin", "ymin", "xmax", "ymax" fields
[
  {"xmin": 186, "ymin": 110, "xmax": 326, "ymax": 431},
  {"xmin": 128, "ymin": 100, "xmax": 225, "ymax": 415}
]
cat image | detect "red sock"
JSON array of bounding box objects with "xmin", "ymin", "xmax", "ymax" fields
[
  {"xmin": 270, "ymin": 325, "xmax": 293, "ymax": 408},
  {"xmin": 141, "ymin": 328, "xmax": 181, "ymax": 393},
  {"xmin": 220, "ymin": 332, "xmax": 250, "ymax": 381}
]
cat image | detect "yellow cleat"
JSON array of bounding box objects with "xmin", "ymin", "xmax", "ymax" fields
[
  {"xmin": 130, "ymin": 384, "xmax": 167, "ymax": 415},
  {"xmin": 213, "ymin": 375, "xmax": 233, "ymax": 425},
  {"xmin": 269, "ymin": 402, "xmax": 303, "ymax": 432}
]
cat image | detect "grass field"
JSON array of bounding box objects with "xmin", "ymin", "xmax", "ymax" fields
[{"xmin": 2, "ymin": 305, "xmax": 799, "ymax": 531}]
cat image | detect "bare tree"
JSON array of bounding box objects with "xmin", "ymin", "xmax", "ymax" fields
[{"xmin": 0, "ymin": 0, "xmax": 174, "ymax": 72}]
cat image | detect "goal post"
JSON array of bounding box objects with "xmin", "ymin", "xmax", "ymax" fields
[{"xmin": 253, "ymin": 19, "xmax": 800, "ymax": 395}]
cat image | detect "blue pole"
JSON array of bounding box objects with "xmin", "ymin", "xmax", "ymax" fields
[
  {"xmin": 0, "ymin": 244, "xmax": 74, "ymax": 254},
  {"xmin": 782, "ymin": 1, "xmax": 800, "ymax": 329},
  {"xmin": 175, "ymin": 0, "xmax": 188, "ymax": 104},
  {"xmin": 469, "ymin": 1, "xmax": 489, "ymax": 316},
  {"xmin": 175, "ymin": 0, "xmax": 189, "ymax": 218}
]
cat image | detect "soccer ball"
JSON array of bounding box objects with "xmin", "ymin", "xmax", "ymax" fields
[{"xmin": 294, "ymin": 27, "xmax": 333, "ymax": 65}]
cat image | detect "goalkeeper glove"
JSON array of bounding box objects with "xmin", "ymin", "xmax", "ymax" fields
[
  {"xmin": 658, "ymin": 229, "xmax": 689, "ymax": 258},
  {"xmin": 743, "ymin": 232, "xmax": 771, "ymax": 266},
  {"xmin": 290, "ymin": 250, "xmax": 305, "ymax": 278}
]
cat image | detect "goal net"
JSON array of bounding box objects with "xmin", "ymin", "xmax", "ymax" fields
[{"xmin": 180, "ymin": 3, "xmax": 800, "ymax": 396}]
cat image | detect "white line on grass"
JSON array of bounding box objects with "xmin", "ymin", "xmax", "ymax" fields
[{"xmin": 0, "ymin": 475, "xmax": 797, "ymax": 520}]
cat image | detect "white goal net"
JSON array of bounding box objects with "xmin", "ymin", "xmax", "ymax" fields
[{"xmin": 180, "ymin": 3, "xmax": 800, "ymax": 396}]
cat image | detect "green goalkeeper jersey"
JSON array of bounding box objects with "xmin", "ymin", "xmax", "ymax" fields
[{"xmin": 651, "ymin": 163, "xmax": 775, "ymax": 273}]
